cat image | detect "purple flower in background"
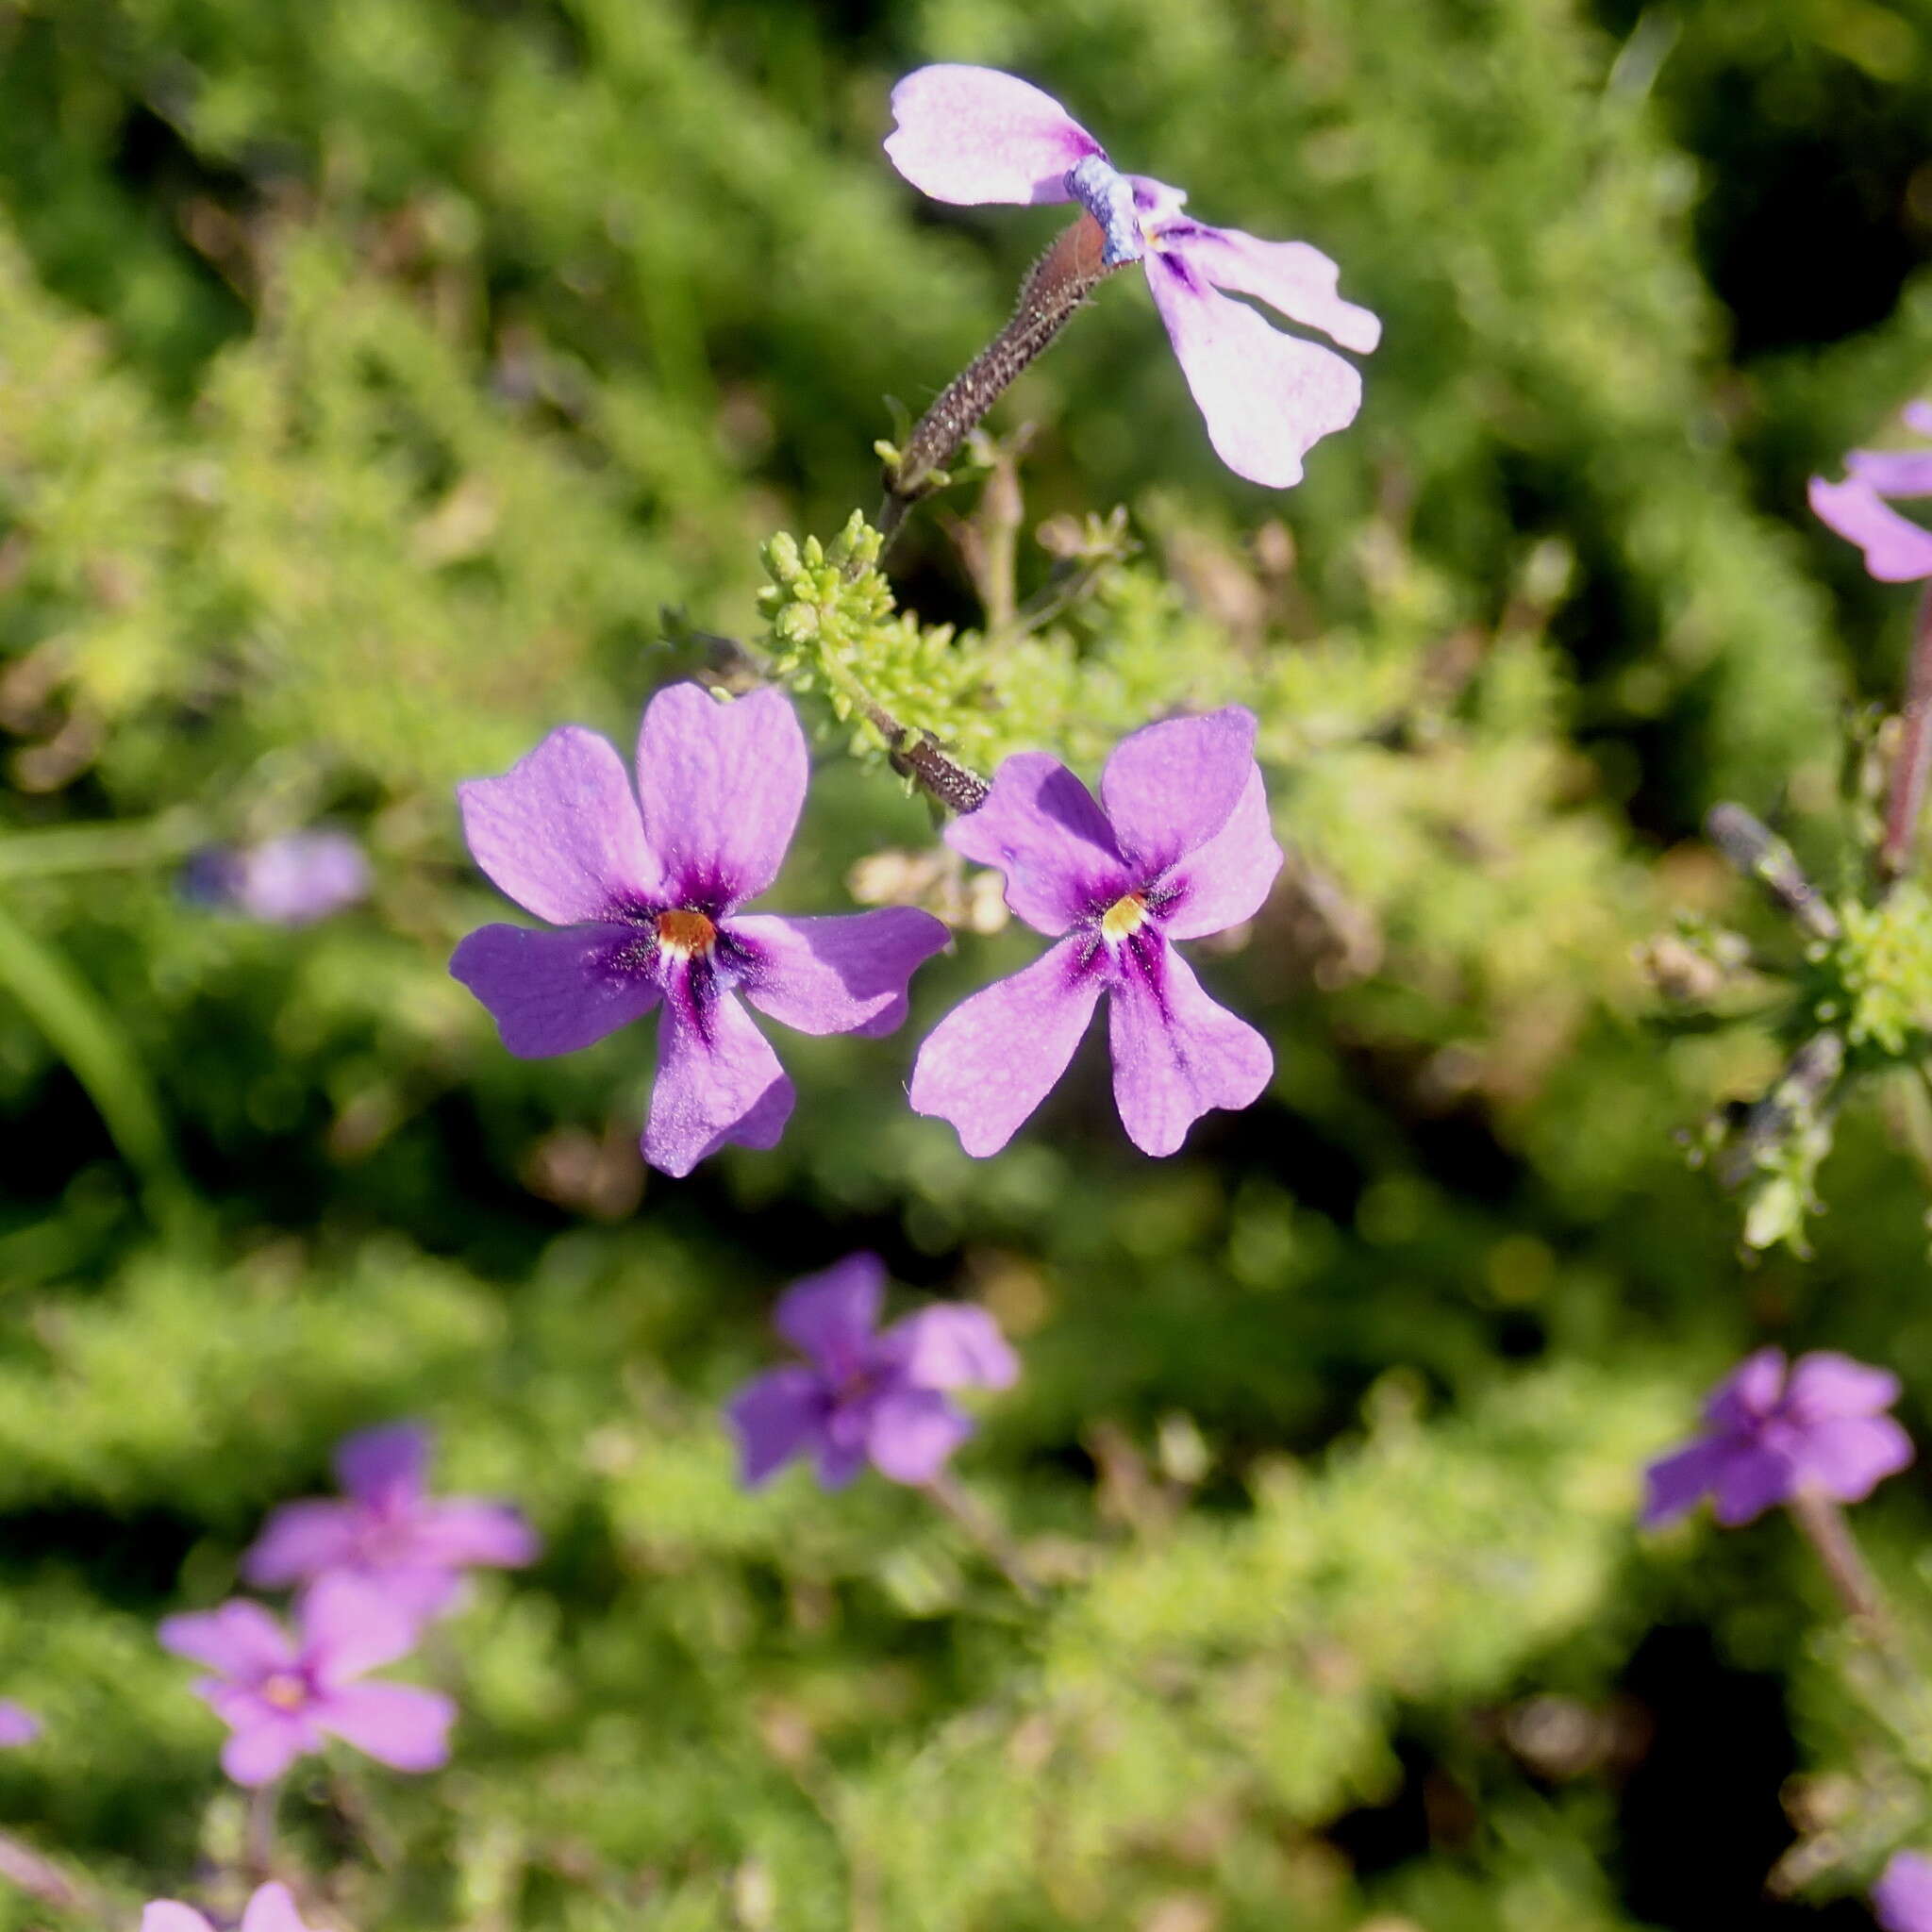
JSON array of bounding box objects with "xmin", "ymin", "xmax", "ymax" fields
[
  {"xmin": 451, "ymin": 683, "xmax": 950, "ymax": 1177},
  {"xmin": 909, "ymin": 708, "xmax": 1282, "ymax": 1157},
  {"xmin": 181, "ymin": 830, "xmax": 371, "ymax": 926},
  {"xmin": 884, "ymin": 64, "xmax": 1380, "ymax": 487},
  {"xmin": 143, "ymin": 1885, "xmax": 315, "ymax": 1932},
  {"xmin": 725, "ymin": 1254, "xmax": 1019, "ymax": 1489},
  {"xmin": 1875, "ymin": 1852, "xmax": 1932, "ymax": 1932},
  {"xmin": 1642, "ymin": 1347, "xmax": 1913, "ymax": 1528},
  {"xmin": 158, "ymin": 1575, "xmax": 454, "ymax": 1786},
  {"xmin": 1809, "ymin": 400, "xmax": 1932, "ymax": 582},
  {"xmin": 242, "ymin": 1422, "xmax": 538, "ymax": 1622},
  {"xmin": 0, "ymin": 1701, "xmax": 38, "ymax": 1747}
]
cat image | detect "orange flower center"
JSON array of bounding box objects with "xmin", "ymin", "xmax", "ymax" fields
[
  {"xmin": 655, "ymin": 908, "xmax": 717, "ymax": 958},
  {"xmin": 259, "ymin": 1672, "xmax": 308, "ymax": 1711},
  {"xmin": 1099, "ymin": 892, "xmax": 1149, "ymax": 942}
]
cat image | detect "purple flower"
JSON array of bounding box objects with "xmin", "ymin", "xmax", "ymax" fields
[
  {"xmin": 242, "ymin": 1422, "xmax": 539, "ymax": 1623},
  {"xmin": 1875, "ymin": 1852, "xmax": 1932, "ymax": 1932},
  {"xmin": 725, "ymin": 1254, "xmax": 1019, "ymax": 1489},
  {"xmin": 158, "ymin": 1575, "xmax": 454, "ymax": 1786},
  {"xmin": 181, "ymin": 830, "xmax": 371, "ymax": 925},
  {"xmin": 884, "ymin": 64, "xmax": 1380, "ymax": 487},
  {"xmin": 143, "ymin": 1885, "xmax": 314, "ymax": 1932},
  {"xmin": 1641, "ymin": 1347, "xmax": 1913, "ymax": 1528},
  {"xmin": 908, "ymin": 708, "xmax": 1282, "ymax": 1157},
  {"xmin": 451, "ymin": 683, "xmax": 950, "ymax": 1177},
  {"xmin": 1809, "ymin": 400, "xmax": 1932, "ymax": 582},
  {"xmin": 0, "ymin": 1701, "xmax": 39, "ymax": 1747}
]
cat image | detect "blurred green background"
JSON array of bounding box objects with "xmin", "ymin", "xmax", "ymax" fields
[{"xmin": 5, "ymin": 0, "xmax": 1932, "ymax": 1924}]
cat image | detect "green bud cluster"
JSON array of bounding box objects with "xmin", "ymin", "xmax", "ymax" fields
[{"xmin": 1806, "ymin": 884, "xmax": 1932, "ymax": 1063}]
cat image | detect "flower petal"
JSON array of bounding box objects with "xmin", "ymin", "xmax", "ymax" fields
[
  {"xmin": 909, "ymin": 937, "xmax": 1104, "ymax": 1156},
  {"xmin": 1785, "ymin": 1350, "xmax": 1902, "ymax": 1422},
  {"xmin": 1100, "ymin": 708, "xmax": 1257, "ymax": 878},
  {"xmin": 774, "ymin": 1253, "xmax": 886, "ymax": 1372},
  {"xmin": 335, "ymin": 1422, "xmax": 431, "ymax": 1508},
  {"xmin": 1705, "ymin": 1347, "xmax": 1786, "ymax": 1431},
  {"xmin": 450, "ymin": 922, "xmax": 659, "ymax": 1058},
  {"xmin": 221, "ymin": 1716, "xmax": 309, "ymax": 1788},
  {"xmin": 158, "ymin": 1601, "xmax": 295, "ymax": 1679},
  {"xmin": 883, "ymin": 64, "xmax": 1101, "ymax": 207},
  {"xmin": 413, "ymin": 1500, "xmax": 541, "ymax": 1571},
  {"xmin": 1874, "ymin": 1852, "xmax": 1932, "ymax": 1932},
  {"xmin": 865, "ymin": 1389, "xmax": 975, "ymax": 1485},
  {"xmin": 1800, "ymin": 1416, "xmax": 1914, "ymax": 1503},
  {"xmin": 143, "ymin": 1906, "xmax": 215, "ymax": 1932},
  {"xmin": 1808, "ymin": 475, "xmax": 1932, "ymax": 582},
  {"xmin": 725, "ymin": 1365, "xmax": 829, "ymax": 1487},
  {"xmin": 0, "ymin": 1701, "xmax": 38, "ymax": 1746},
  {"xmin": 298, "ymin": 1574, "xmax": 420, "ymax": 1683},
  {"xmin": 643, "ymin": 982, "xmax": 794, "ymax": 1177},
  {"xmin": 1158, "ymin": 769, "xmax": 1284, "ymax": 941},
  {"xmin": 319, "ymin": 1682, "xmax": 455, "ymax": 1773},
  {"xmin": 1710, "ymin": 1444, "xmax": 1797, "ymax": 1525},
  {"xmin": 240, "ymin": 1885, "xmax": 310, "ymax": 1932},
  {"xmin": 1640, "ymin": 1440, "xmax": 1725, "ymax": 1527},
  {"xmin": 458, "ymin": 725, "xmax": 661, "ymax": 925},
  {"xmin": 731, "ymin": 908, "xmax": 950, "ymax": 1039},
  {"xmin": 880, "ymin": 1305, "xmax": 1019, "ymax": 1391},
  {"xmin": 633, "ymin": 684, "xmax": 807, "ymax": 910},
  {"xmin": 241, "ymin": 1501, "xmax": 363, "ymax": 1589},
  {"xmin": 1107, "ymin": 941, "xmax": 1272, "ymax": 1155},
  {"xmin": 1144, "ymin": 250, "xmax": 1365, "ymax": 489},
  {"xmin": 1168, "ymin": 223, "xmax": 1381, "ymax": 355},
  {"xmin": 1846, "ymin": 448, "xmax": 1932, "ymax": 498},
  {"xmin": 946, "ymin": 754, "xmax": 1126, "ymax": 935}
]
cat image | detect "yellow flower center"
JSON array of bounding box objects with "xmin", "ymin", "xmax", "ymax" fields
[
  {"xmin": 259, "ymin": 1672, "xmax": 308, "ymax": 1711},
  {"xmin": 655, "ymin": 908, "xmax": 717, "ymax": 958},
  {"xmin": 1099, "ymin": 892, "xmax": 1149, "ymax": 942}
]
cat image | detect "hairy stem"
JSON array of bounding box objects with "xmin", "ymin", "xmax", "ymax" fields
[
  {"xmin": 1880, "ymin": 585, "xmax": 1932, "ymax": 888},
  {"xmin": 924, "ymin": 1469, "xmax": 1040, "ymax": 1604},
  {"xmin": 1704, "ymin": 803, "xmax": 1841, "ymax": 942},
  {"xmin": 1787, "ymin": 1488, "xmax": 1890, "ymax": 1631},
  {"xmin": 1717, "ymin": 1028, "xmax": 1843, "ymax": 1191},
  {"xmin": 245, "ymin": 1779, "xmax": 279, "ymax": 1877}
]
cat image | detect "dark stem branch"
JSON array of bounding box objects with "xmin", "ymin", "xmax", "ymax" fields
[
  {"xmin": 1880, "ymin": 585, "xmax": 1932, "ymax": 888},
  {"xmin": 1717, "ymin": 1028, "xmax": 1843, "ymax": 1191},
  {"xmin": 1705, "ymin": 803, "xmax": 1841, "ymax": 942}
]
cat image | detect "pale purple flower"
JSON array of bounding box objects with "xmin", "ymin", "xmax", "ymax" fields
[
  {"xmin": 1875, "ymin": 1852, "xmax": 1932, "ymax": 1932},
  {"xmin": 182, "ymin": 830, "xmax": 371, "ymax": 925},
  {"xmin": 143, "ymin": 1885, "xmax": 315, "ymax": 1932},
  {"xmin": 158, "ymin": 1574, "xmax": 454, "ymax": 1786},
  {"xmin": 1642, "ymin": 1347, "xmax": 1913, "ymax": 1528},
  {"xmin": 909, "ymin": 708, "xmax": 1282, "ymax": 1157},
  {"xmin": 0, "ymin": 1701, "xmax": 38, "ymax": 1746},
  {"xmin": 242, "ymin": 1422, "xmax": 538, "ymax": 1623},
  {"xmin": 451, "ymin": 683, "xmax": 950, "ymax": 1177},
  {"xmin": 1809, "ymin": 400, "xmax": 1932, "ymax": 582},
  {"xmin": 884, "ymin": 64, "xmax": 1380, "ymax": 487},
  {"xmin": 725, "ymin": 1253, "xmax": 1019, "ymax": 1489}
]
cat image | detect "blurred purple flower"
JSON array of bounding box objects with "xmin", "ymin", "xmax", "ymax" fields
[
  {"xmin": 1642, "ymin": 1347, "xmax": 1913, "ymax": 1528},
  {"xmin": 884, "ymin": 64, "xmax": 1380, "ymax": 487},
  {"xmin": 1809, "ymin": 400, "xmax": 1932, "ymax": 582},
  {"xmin": 1876, "ymin": 1852, "xmax": 1932, "ymax": 1932},
  {"xmin": 158, "ymin": 1575, "xmax": 454, "ymax": 1786},
  {"xmin": 181, "ymin": 830, "xmax": 371, "ymax": 926},
  {"xmin": 0, "ymin": 1701, "xmax": 38, "ymax": 1746},
  {"xmin": 451, "ymin": 683, "xmax": 950, "ymax": 1177},
  {"xmin": 143, "ymin": 1884, "xmax": 314, "ymax": 1932},
  {"xmin": 725, "ymin": 1254, "xmax": 1019, "ymax": 1489},
  {"xmin": 242, "ymin": 1422, "xmax": 538, "ymax": 1622},
  {"xmin": 909, "ymin": 708, "xmax": 1282, "ymax": 1156}
]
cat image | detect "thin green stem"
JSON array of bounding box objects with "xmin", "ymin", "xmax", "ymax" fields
[{"xmin": 924, "ymin": 1470, "xmax": 1040, "ymax": 1604}]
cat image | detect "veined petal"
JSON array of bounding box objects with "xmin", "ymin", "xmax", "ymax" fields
[
  {"xmin": 240, "ymin": 1885, "xmax": 311, "ymax": 1932},
  {"xmin": 1100, "ymin": 709, "xmax": 1257, "ymax": 876},
  {"xmin": 1705, "ymin": 1347, "xmax": 1786, "ymax": 1431},
  {"xmin": 633, "ymin": 684, "xmax": 807, "ymax": 909},
  {"xmin": 1846, "ymin": 448, "xmax": 1932, "ymax": 498},
  {"xmin": 880, "ymin": 1304, "xmax": 1019, "ymax": 1391},
  {"xmin": 1709, "ymin": 1444, "xmax": 1797, "ymax": 1525},
  {"xmin": 1800, "ymin": 1416, "xmax": 1913, "ymax": 1503},
  {"xmin": 241, "ymin": 1501, "xmax": 362, "ymax": 1589},
  {"xmin": 774, "ymin": 1254, "xmax": 886, "ymax": 1373},
  {"xmin": 1786, "ymin": 1351, "xmax": 1903, "ymax": 1421},
  {"xmin": 946, "ymin": 753, "xmax": 1126, "ymax": 935},
  {"xmin": 1144, "ymin": 250, "xmax": 1364, "ymax": 489},
  {"xmin": 1641, "ymin": 1440, "xmax": 1724, "ymax": 1527},
  {"xmin": 221, "ymin": 1718, "xmax": 310, "ymax": 1788},
  {"xmin": 644, "ymin": 981, "xmax": 794, "ymax": 1176},
  {"xmin": 450, "ymin": 923, "xmax": 659, "ymax": 1058},
  {"xmin": 1170, "ymin": 224, "xmax": 1380, "ymax": 355},
  {"xmin": 319, "ymin": 1682, "xmax": 454, "ymax": 1773},
  {"xmin": 1158, "ymin": 769, "xmax": 1284, "ymax": 941},
  {"xmin": 865, "ymin": 1389, "xmax": 974, "ymax": 1485},
  {"xmin": 726, "ymin": 1365, "xmax": 829, "ymax": 1487},
  {"xmin": 884, "ymin": 64, "xmax": 1101, "ymax": 207},
  {"xmin": 731, "ymin": 908, "xmax": 949, "ymax": 1039},
  {"xmin": 1809, "ymin": 475, "xmax": 1932, "ymax": 582},
  {"xmin": 458, "ymin": 725, "xmax": 661, "ymax": 925},
  {"xmin": 909, "ymin": 937, "xmax": 1104, "ymax": 1156},
  {"xmin": 335, "ymin": 1421, "xmax": 430, "ymax": 1508},
  {"xmin": 411, "ymin": 1500, "xmax": 540, "ymax": 1570},
  {"xmin": 299, "ymin": 1574, "xmax": 420, "ymax": 1684},
  {"xmin": 158, "ymin": 1600, "xmax": 295, "ymax": 1679},
  {"xmin": 1107, "ymin": 940, "xmax": 1272, "ymax": 1156}
]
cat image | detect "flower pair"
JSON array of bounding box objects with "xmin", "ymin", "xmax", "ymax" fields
[{"xmin": 452, "ymin": 684, "xmax": 1283, "ymax": 1170}]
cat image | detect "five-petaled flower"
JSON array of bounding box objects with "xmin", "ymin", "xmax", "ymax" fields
[
  {"xmin": 158, "ymin": 1574, "xmax": 454, "ymax": 1786},
  {"xmin": 181, "ymin": 830, "xmax": 371, "ymax": 926},
  {"xmin": 908, "ymin": 708, "xmax": 1282, "ymax": 1157},
  {"xmin": 0, "ymin": 1701, "xmax": 38, "ymax": 1747},
  {"xmin": 1641, "ymin": 1347, "xmax": 1913, "ymax": 1528},
  {"xmin": 725, "ymin": 1253, "xmax": 1019, "ymax": 1488},
  {"xmin": 242, "ymin": 1421, "xmax": 539, "ymax": 1624},
  {"xmin": 884, "ymin": 64, "xmax": 1380, "ymax": 488},
  {"xmin": 1875, "ymin": 1852, "xmax": 1932, "ymax": 1932},
  {"xmin": 144, "ymin": 1886, "xmax": 316, "ymax": 1932},
  {"xmin": 1809, "ymin": 400, "xmax": 1932, "ymax": 583},
  {"xmin": 451, "ymin": 683, "xmax": 951, "ymax": 1177}
]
